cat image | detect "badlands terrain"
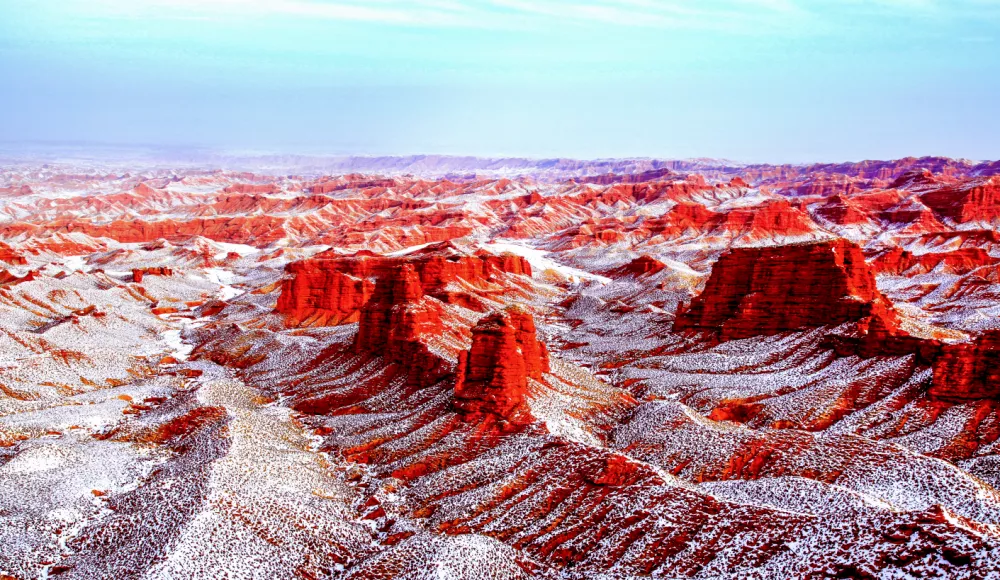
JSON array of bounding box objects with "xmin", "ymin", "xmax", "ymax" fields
[{"xmin": 2, "ymin": 155, "xmax": 1000, "ymax": 578}]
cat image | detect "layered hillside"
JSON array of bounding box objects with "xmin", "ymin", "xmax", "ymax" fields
[{"xmin": 3, "ymin": 157, "xmax": 1000, "ymax": 579}]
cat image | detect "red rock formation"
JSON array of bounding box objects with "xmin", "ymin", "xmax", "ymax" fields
[
  {"xmin": 869, "ymin": 247, "xmax": 996, "ymax": 276},
  {"xmin": 813, "ymin": 194, "xmax": 873, "ymax": 226},
  {"xmin": 921, "ymin": 177, "xmax": 1000, "ymax": 223},
  {"xmin": 930, "ymin": 331, "xmax": 1000, "ymax": 401},
  {"xmin": 880, "ymin": 198, "xmax": 945, "ymax": 231},
  {"xmin": 309, "ymin": 176, "xmax": 396, "ymax": 194},
  {"xmin": 132, "ymin": 182, "xmax": 159, "ymax": 196},
  {"xmin": 803, "ymin": 156, "xmax": 972, "ymax": 181},
  {"xmin": 0, "ymin": 242, "xmax": 27, "ymax": 265},
  {"xmin": 0, "ymin": 216, "xmax": 290, "ymax": 246},
  {"xmin": 197, "ymin": 300, "xmax": 229, "ymax": 318},
  {"xmin": 639, "ymin": 198, "xmax": 817, "ymax": 241},
  {"xmin": 822, "ymin": 312, "xmax": 942, "ymax": 365},
  {"xmin": 0, "ymin": 269, "xmax": 36, "ymax": 285},
  {"xmin": 353, "ymin": 265, "xmax": 450, "ymax": 389},
  {"xmin": 132, "ymin": 267, "xmax": 173, "ymax": 283},
  {"xmin": 889, "ymin": 168, "xmax": 941, "ymax": 190},
  {"xmin": 791, "ymin": 176, "xmax": 863, "ymax": 197},
  {"xmin": 453, "ymin": 307, "xmax": 549, "ymax": 426},
  {"xmin": 354, "ymin": 264, "xmax": 426, "ymax": 352},
  {"xmin": 275, "ymin": 243, "xmax": 531, "ymax": 326},
  {"xmin": 574, "ymin": 167, "xmax": 676, "ymax": 185},
  {"xmin": 0, "ymin": 184, "xmax": 32, "ymax": 196},
  {"xmin": 222, "ymin": 183, "xmax": 279, "ymax": 194},
  {"xmin": 276, "ymin": 267, "xmax": 375, "ymax": 326},
  {"xmin": 722, "ymin": 199, "xmax": 817, "ymax": 238},
  {"xmin": 674, "ymin": 239, "xmax": 892, "ymax": 340},
  {"xmin": 608, "ymin": 255, "xmax": 666, "ymax": 277}
]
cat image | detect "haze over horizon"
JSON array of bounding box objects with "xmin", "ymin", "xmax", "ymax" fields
[
  {"xmin": 2, "ymin": 141, "xmax": 999, "ymax": 171},
  {"xmin": 3, "ymin": 1, "xmax": 1000, "ymax": 162}
]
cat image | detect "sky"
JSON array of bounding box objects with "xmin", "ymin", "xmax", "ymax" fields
[{"xmin": 1, "ymin": 0, "xmax": 999, "ymax": 163}]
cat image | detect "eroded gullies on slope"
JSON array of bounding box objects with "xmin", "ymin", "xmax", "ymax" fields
[{"xmin": 3, "ymin": 160, "xmax": 1000, "ymax": 577}]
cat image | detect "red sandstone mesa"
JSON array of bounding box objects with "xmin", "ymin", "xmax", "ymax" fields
[
  {"xmin": 277, "ymin": 266, "xmax": 376, "ymax": 326},
  {"xmin": 453, "ymin": 307, "xmax": 549, "ymax": 426},
  {"xmin": 671, "ymin": 239, "xmax": 955, "ymax": 363},
  {"xmin": 674, "ymin": 239, "xmax": 894, "ymax": 340},
  {"xmin": 275, "ymin": 243, "xmax": 531, "ymax": 326}
]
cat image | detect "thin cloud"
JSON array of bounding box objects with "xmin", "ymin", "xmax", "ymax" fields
[
  {"xmin": 80, "ymin": 0, "xmax": 809, "ymax": 32},
  {"xmin": 78, "ymin": 0, "xmax": 1000, "ymax": 31}
]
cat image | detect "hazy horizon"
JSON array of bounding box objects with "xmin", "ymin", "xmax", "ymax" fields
[{"xmin": 1, "ymin": 139, "xmax": 998, "ymax": 170}]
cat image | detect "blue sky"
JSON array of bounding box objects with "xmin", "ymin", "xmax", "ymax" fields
[{"xmin": 1, "ymin": 0, "xmax": 999, "ymax": 162}]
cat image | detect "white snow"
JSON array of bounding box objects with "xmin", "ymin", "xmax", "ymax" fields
[
  {"xmin": 211, "ymin": 241, "xmax": 259, "ymax": 261},
  {"xmin": 61, "ymin": 255, "xmax": 90, "ymax": 273},
  {"xmin": 481, "ymin": 240, "xmax": 611, "ymax": 284},
  {"xmin": 204, "ymin": 268, "xmax": 244, "ymax": 300}
]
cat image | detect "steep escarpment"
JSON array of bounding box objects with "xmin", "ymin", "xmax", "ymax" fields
[
  {"xmin": 275, "ymin": 243, "xmax": 532, "ymax": 326},
  {"xmin": 921, "ymin": 177, "xmax": 1000, "ymax": 223},
  {"xmin": 636, "ymin": 197, "xmax": 819, "ymax": 242},
  {"xmin": 453, "ymin": 307, "xmax": 549, "ymax": 426},
  {"xmin": 869, "ymin": 247, "xmax": 997, "ymax": 275},
  {"xmin": 276, "ymin": 266, "xmax": 376, "ymax": 326},
  {"xmin": 352, "ymin": 264, "xmax": 451, "ymax": 389},
  {"xmin": 607, "ymin": 255, "xmax": 666, "ymax": 277},
  {"xmin": 674, "ymin": 239, "xmax": 892, "ymax": 340}
]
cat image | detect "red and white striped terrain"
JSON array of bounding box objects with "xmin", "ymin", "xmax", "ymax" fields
[{"xmin": 2, "ymin": 156, "xmax": 1000, "ymax": 579}]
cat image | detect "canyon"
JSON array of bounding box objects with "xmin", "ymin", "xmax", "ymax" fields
[{"xmin": 2, "ymin": 156, "xmax": 1000, "ymax": 578}]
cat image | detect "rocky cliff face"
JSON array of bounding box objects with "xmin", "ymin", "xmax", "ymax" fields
[
  {"xmin": 921, "ymin": 177, "xmax": 1000, "ymax": 223},
  {"xmin": 453, "ymin": 307, "xmax": 549, "ymax": 426},
  {"xmin": 674, "ymin": 239, "xmax": 890, "ymax": 340},
  {"xmin": 608, "ymin": 255, "xmax": 667, "ymax": 277},
  {"xmin": 353, "ymin": 264, "xmax": 450, "ymax": 389},
  {"xmin": 276, "ymin": 244, "xmax": 535, "ymax": 387},
  {"xmin": 275, "ymin": 243, "xmax": 532, "ymax": 326},
  {"xmin": 276, "ymin": 267, "xmax": 376, "ymax": 326},
  {"xmin": 354, "ymin": 264, "xmax": 429, "ymax": 352},
  {"xmin": 642, "ymin": 198, "xmax": 818, "ymax": 241},
  {"xmin": 813, "ymin": 194, "xmax": 873, "ymax": 226},
  {"xmin": 721, "ymin": 199, "xmax": 817, "ymax": 239},
  {"xmin": 930, "ymin": 331, "xmax": 1000, "ymax": 401},
  {"xmin": 869, "ymin": 247, "xmax": 996, "ymax": 276},
  {"xmin": 222, "ymin": 183, "xmax": 280, "ymax": 194},
  {"xmin": 822, "ymin": 311, "xmax": 942, "ymax": 365}
]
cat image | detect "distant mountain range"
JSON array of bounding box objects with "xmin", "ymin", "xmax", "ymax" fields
[{"xmin": 1, "ymin": 141, "xmax": 997, "ymax": 181}]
